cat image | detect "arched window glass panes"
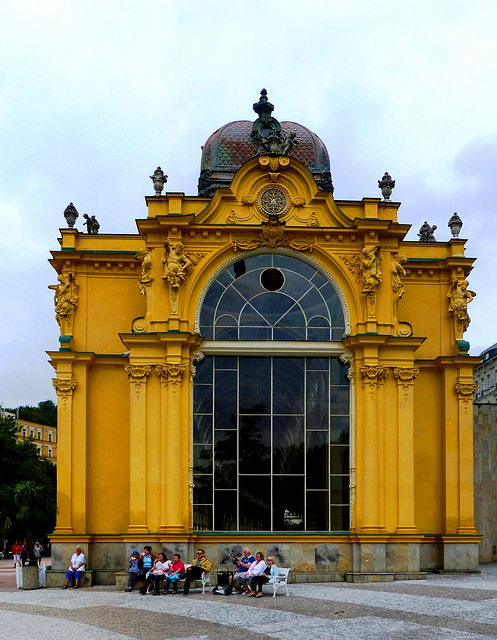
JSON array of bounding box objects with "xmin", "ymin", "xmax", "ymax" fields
[
  {"xmin": 192, "ymin": 355, "xmax": 350, "ymax": 532},
  {"xmin": 199, "ymin": 254, "xmax": 345, "ymax": 341}
]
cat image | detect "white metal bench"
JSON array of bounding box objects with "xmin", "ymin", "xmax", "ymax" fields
[
  {"xmin": 269, "ymin": 567, "xmax": 290, "ymax": 597},
  {"xmin": 181, "ymin": 563, "xmax": 211, "ymax": 594}
]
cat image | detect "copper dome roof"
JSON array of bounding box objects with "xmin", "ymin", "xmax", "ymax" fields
[{"xmin": 198, "ymin": 90, "xmax": 333, "ymax": 197}]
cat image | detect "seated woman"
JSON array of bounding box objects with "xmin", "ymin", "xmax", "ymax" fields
[
  {"xmin": 251, "ymin": 555, "xmax": 279, "ymax": 598},
  {"xmin": 246, "ymin": 552, "xmax": 266, "ymax": 596},
  {"xmin": 164, "ymin": 553, "xmax": 185, "ymax": 594},
  {"xmin": 140, "ymin": 552, "xmax": 171, "ymax": 595}
]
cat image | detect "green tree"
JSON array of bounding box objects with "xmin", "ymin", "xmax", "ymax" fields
[
  {"xmin": 0, "ymin": 415, "xmax": 56, "ymax": 559},
  {"xmin": 17, "ymin": 400, "xmax": 57, "ymax": 428}
]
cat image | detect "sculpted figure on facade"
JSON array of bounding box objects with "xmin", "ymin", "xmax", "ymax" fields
[
  {"xmin": 48, "ymin": 272, "xmax": 79, "ymax": 334},
  {"xmin": 418, "ymin": 221, "xmax": 437, "ymax": 242},
  {"xmin": 391, "ymin": 254, "xmax": 407, "ymax": 301},
  {"xmin": 134, "ymin": 249, "xmax": 153, "ymax": 298},
  {"xmin": 361, "ymin": 245, "xmax": 382, "ymax": 293},
  {"xmin": 83, "ymin": 214, "xmax": 100, "ymax": 234},
  {"xmin": 447, "ymin": 276, "xmax": 476, "ymax": 338},
  {"xmin": 162, "ymin": 240, "xmax": 193, "ymax": 289}
]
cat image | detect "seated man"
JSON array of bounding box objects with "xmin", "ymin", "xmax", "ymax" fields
[
  {"xmin": 233, "ymin": 547, "xmax": 255, "ymax": 593},
  {"xmin": 183, "ymin": 548, "xmax": 211, "ymax": 596},
  {"xmin": 62, "ymin": 546, "xmax": 86, "ymax": 589}
]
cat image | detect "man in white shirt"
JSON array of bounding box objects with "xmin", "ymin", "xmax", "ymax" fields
[{"xmin": 62, "ymin": 546, "xmax": 86, "ymax": 589}]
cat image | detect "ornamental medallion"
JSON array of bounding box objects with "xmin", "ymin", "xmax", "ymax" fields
[{"xmin": 259, "ymin": 188, "xmax": 288, "ymax": 217}]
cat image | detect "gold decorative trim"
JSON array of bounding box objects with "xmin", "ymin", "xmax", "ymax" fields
[{"xmin": 339, "ymin": 254, "xmax": 361, "ymax": 283}]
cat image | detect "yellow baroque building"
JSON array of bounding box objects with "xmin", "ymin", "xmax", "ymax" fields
[{"xmin": 48, "ymin": 91, "xmax": 480, "ymax": 585}]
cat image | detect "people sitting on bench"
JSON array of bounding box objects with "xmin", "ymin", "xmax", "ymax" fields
[{"xmin": 183, "ymin": 548, "xmax": 211, "ymax": 596}]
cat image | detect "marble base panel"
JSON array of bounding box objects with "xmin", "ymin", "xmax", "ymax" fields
[
  {"xmin": 46, "ymin": 569, "xmax": 95, "ymax": 588},
  {"xmin": 47, "ymin": 540, "xmax": 480, "ymax": 586}
]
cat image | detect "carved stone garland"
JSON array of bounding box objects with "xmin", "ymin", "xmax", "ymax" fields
[
  {"xmin": 125, "ymin": 364, "xmax": 151, "ymax": 399},
  {"xmin": 360, "ymin": 365, "xmax": 389, "ymax": 398},
  {"xmin": 52, "ymin": 378, "xmax": 77, "ymax": 408},
  {"xmin": 156, "ymin": 363, "xmax": 187, "ymax": 398},
  {"xmin": 394, "ymin": 367, "xmax": 420, "ymax": 401},
  {"xmin": 455, "ymin": 382, "xmax": 479, "ymax": 413}
]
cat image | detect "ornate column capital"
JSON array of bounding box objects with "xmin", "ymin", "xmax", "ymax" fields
[
  {"xmin": 455, "ymin": 382, "xmax": 478, "ymax": 412},
  {"xmin": 360, "ymin": 365, "xmax": 389, "ymax": 393},
  {"xmin": 156, "ymin": 363, "xmax": 187, "ymax": 388},
  {"xmin": 394, "ymin": 367, "xmax": 419, "ymax": 399},
  {"xmin": 125, "ymin": 364, "xmax": 151, "ymax": 398},
  {"xmin": 52, "ymin": 378, "xmax": 77, "ymax": 409}
]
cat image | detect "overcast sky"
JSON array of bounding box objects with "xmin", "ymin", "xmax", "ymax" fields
[{"xmin": 1, "ymin": 0, "xmax": 496, "ymax": 408}]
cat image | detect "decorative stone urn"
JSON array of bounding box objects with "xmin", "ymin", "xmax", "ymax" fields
[{"xmin": 63, "ymin": 202, "xmax": 79, "ymax": 228}]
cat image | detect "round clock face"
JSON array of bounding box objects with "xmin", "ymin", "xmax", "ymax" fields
[{"xmin": 259, "ymin": 188, "xmax": 288, "ymax": 216}]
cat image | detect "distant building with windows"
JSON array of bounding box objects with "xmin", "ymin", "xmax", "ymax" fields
[
  {"xmin": 474, "ymin": 343, "xmax": 497, "ymax": 403},
  {"xmin": 17, "ymin": 419, "xmax": 57, "ymax": 463}
]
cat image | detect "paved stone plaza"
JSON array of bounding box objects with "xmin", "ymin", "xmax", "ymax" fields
[{"xmin": 2, "ymin": 563, "xmax": 497, "ymax": 639}]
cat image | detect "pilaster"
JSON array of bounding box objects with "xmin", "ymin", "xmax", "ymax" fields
[{"xmin": 125, "ymin": 364, "xmax": 151, "ymax": 534}]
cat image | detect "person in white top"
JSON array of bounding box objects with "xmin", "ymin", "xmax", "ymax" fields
[
  {"xmin": 62, "ymin": 546, "xmax": 86, "ymax": 589},
  {"xmin": 140, "ymin": 552, "xmax": 172, "ymax": 595},
  {"xmin": 246, "ymin": 552, "xmax": 267, "ymax": 597}
]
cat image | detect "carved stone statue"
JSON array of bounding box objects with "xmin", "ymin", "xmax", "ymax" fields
[
  {"xmin": 418, "ymin": 221, "xmax": 437, "ymax": 242},
  {"xmin": 134, "ymin": 249, "xmax": 153, "ymax": 298},
  {"xmin": 378, "ymin": 172, "xmax": 395, "ymax": 201},
  {"xmin": 150, "ymin": 167, "xmax": 168, "ymax": 196},
  {"xmin": 48, "ymin": 272, "xmax": 79, "ymax": 333},
  {"xmin": 447, "ymin": 276, "xmax": 476, "ymax": 337},
  {"xmin": 162, "ymin": 240, "xmax": 192, "ymax": 289},
  {"xmin": 391, "ymin": 254, "xmax": 407, "ymax": 300},
  {"xmin": 83, "ymin": 214, "xmax": 100, "ymax": 234},
  {"xmin": 361, "ymin": 245, "xmax": 382, "ymax": 293}
]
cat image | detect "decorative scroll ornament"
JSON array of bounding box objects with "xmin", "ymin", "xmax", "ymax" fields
[
  {"xmin": 190, "ymin": 350, "xmax": 205, "ymax": 380},
  {"xmin": 134, "ymin": 249, "xmax": 153, "ymax": 299},
  {"xmin": 448, "ymin": 276, "xmax": 476, "ymax": 340},
  {"xmin": 455, "ymin": 382, "xmax": 478, "ymax": 412},
  {"xmin": 48, "ymin": 272, "xmax": 79, "ymax": 335},
  {"xmin": 339, "ymin": 254, "xmax": 362, "ymax": 283},
  {"xmin": 391, "ymin": 255, "xmax": 407, "ymax": 302},
  {"xmin": 125, "ymin": 365, "xmax": 151, "ymax": 399},
  {"xmin": 156, "ymin": 364, "xmax": 187, "ymax": 396},
  {"xmin": 233, "ymin": 217, "xmax": 313, "ymax": 252},
  {"xmin": 360, "ymin": 365, "xmax": 389, "ymax": 396},
  {"xmin": 394, "ymin": 367, "xmax": 420, "ymax": 400},
  {"xmin": 52, "ymin": 378, "xmax": 77, "ymax": 408}
]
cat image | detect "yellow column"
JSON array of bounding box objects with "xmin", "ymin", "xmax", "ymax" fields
[
  {"xmin": 394, "ymin": 367, "xmax": 419, "ymax": 533},
  {"xmin": 125, "ymin": 364, "xmax": 151, "ymax": 534},
  {"xmin": 52, "ymin": 377, "xmax": 77, "ymax": 534},
  {"xmin": 156, "ymin": 363, "xmax": 188, "ymax": 531},
  {"xmin": 358, "ymin": 364, "xmax": 388, "ymax": 533},
  {"xmin": 455, "ymin": 378, "xmax": 479, "ymax": 534}
]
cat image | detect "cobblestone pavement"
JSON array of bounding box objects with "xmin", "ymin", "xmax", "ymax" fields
[{"xmin": 2, "ymin": 564, "xmax": 497, "ymax": 639}]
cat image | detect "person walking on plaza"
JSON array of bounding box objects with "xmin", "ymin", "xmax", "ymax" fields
[
  {"xmin": 34, "ymin": 541, "xmax": 44, "ymax": 566},
  {"xmin": 62, "ymin": 546, "xmax": 86, "ymax": 589},
  {"xmin": 11, "ymin": 541, "xmax": 22, "ymax": 567},
  {"xmin": 183, "ymin": 548, "xmax": 211, "ymax": 596}
]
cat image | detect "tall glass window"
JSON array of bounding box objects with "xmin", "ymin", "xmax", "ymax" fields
[{"xmin": 194, "ymin": 253, "xmax": 350, "ymax": 532}]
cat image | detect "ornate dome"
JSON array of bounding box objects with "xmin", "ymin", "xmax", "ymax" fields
[{"xmin": 198, "ymin": 90, "xmax": 333, "ymax": 197}]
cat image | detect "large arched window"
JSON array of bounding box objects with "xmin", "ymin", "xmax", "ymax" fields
[{"xmin": 193, "ymin": 253, "xmax": 350, "ymax": 532}]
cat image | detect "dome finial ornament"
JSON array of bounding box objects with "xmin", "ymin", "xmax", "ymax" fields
[{"xmin": 253, "ymin": 88, "xmax": 274, "ymax": 120}]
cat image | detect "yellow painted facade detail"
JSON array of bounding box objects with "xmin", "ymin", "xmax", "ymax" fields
[{"xmin": 48, "ymin": 148, "xmax": 480, "ymax": 583}]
